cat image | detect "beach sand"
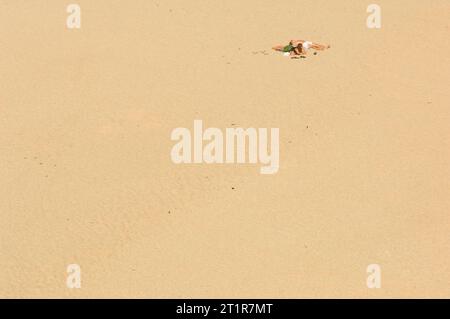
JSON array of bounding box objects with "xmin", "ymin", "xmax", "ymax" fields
[{"xmin": 1, "ymin": 0, "xmax": 449, "ymax": 298}]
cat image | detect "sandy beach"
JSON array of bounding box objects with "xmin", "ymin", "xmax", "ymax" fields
[{"xmin": 1, "ymin": 0, "xmax": 449, "ymax": 298}]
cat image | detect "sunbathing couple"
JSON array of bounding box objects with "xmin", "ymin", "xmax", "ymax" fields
[{"xmin": 273, "ymin": 40, "xmax": 330, "ymax": 58}]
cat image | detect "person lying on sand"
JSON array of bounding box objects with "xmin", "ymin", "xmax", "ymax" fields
[{"xmin": 273, "ymin": 40, "xmax": 330, "ymax": 58}]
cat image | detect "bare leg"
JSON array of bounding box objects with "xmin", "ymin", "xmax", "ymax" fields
[{"xmin": 272, "ymin": 45, "xmax": 285, "ymax": 52}]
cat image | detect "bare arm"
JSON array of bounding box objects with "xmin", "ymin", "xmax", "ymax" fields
[{"xmin": 311, "ymin": 43, "xmax": 330, "ymax": 50}]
